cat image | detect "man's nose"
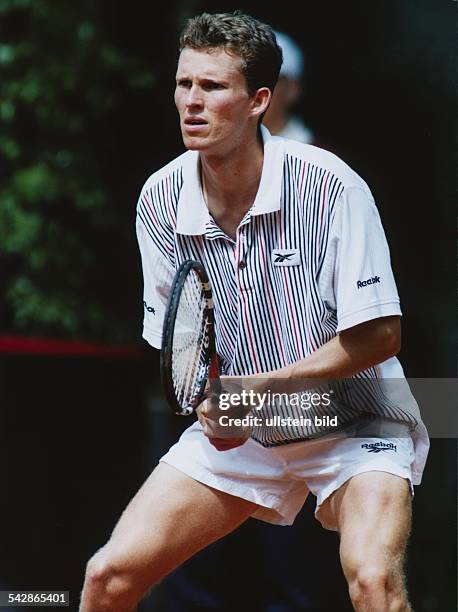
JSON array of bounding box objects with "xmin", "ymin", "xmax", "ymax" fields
[{"xmin": 186, "ymin": 85, "xmax": 203, "ymax": 107}]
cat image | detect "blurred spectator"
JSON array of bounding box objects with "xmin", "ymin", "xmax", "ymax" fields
[{"xmin": 264, "ymin": 31, "xmax": 314, "ymax": 144}]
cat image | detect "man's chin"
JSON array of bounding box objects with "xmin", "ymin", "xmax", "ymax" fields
[{"xmin": 182, "ymin": 136, "xmax": 208, "ymax": 151}]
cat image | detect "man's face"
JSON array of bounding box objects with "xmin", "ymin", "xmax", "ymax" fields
[{"xmin": 175, "ymin": 47, "xmax": 256, "ymax": 154}]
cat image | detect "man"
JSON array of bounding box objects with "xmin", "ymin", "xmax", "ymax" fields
[{"xmin": 80, "ymin": 11, "xmax": 429, "ymax": 611}]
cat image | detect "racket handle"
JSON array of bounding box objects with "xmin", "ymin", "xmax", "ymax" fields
[{"xmin": 208, "ymin": 354, "xmax": 221, "ymax": 394}]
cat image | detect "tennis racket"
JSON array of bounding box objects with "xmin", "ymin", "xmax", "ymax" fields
[{"xmin": 160, "ymin": 260, "xmax": 220, "ymax": 415}]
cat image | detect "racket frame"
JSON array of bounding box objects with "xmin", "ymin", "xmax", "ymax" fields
[{"xmin": 160, "ymin": 260, "xmax": 219, "ymax": 415}]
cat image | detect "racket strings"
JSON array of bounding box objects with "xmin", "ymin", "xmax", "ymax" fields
[{"xmin": 172, "ymin": 270, "xmax": 209, "ymax": 408}]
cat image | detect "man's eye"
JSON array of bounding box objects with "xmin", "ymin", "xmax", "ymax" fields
[
  {"xmin": 204, "ymin": 82, "xmax": 225, "ymax": 90},
  {"xmin": 178, "ymin": 80, "xmax": 191, "ymax": 88}
]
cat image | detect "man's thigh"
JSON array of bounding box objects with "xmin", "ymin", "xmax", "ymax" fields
[
  {"xmin": 324, "ymin": 471, "xmax": 411, "ymax": 578},
  {"xmin": 99, "ymin": 462, "xmax": 258, "ymax": 592}
]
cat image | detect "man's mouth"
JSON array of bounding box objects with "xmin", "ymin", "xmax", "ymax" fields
[{"xmin": 184, "ymin": 117, "xmax": 207, "ymax": 126}]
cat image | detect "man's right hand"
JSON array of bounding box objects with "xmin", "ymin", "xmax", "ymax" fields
[{"xmin": 196, "ymin": 380, "xmax": 253, "ymax": 450}]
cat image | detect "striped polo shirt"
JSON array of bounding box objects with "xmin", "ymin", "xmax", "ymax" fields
[{"xmin": 136, "ymin": 127, "xmax": 428, "ymax": 469}]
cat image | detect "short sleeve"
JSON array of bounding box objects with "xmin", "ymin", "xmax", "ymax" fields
[
  {"xmin": 318, "ymin": 186, "xmax": 401, "ymax": 332},
  {"xmin": 136, "ymin": 214, "xmax": 175, "ymax": 348}
]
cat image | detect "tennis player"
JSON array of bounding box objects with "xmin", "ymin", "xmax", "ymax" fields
[{"xmin": 80, "ymin": 11, "xmax": 429, "ymax": 611}]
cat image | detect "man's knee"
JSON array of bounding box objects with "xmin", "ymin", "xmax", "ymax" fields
[
  {"xmin": 82, "ymin": 548, "xmax": 140, "ymax": 610},
  {"xmin": 348, "ymin": 562, "xmax": 388, "ymax": 601},
  {"xmin": 345, "ymin": 557, "xmax": 409, "ymax": 611}
]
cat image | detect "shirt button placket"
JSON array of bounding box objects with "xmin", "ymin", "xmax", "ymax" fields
[{"xmin": 237, "ymin": 226, "xmax": 250, "ymax": 289}]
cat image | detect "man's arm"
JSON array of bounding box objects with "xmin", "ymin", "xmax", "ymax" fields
[
  {"xmin": 202, "ymin": 315, "xmax": 401, "ymax": 450},
  {"xmin": 263, "ymin": 315, "xmax": 401, "ymax": 392}
]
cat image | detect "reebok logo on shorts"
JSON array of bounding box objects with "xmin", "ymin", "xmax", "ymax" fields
[
  {"xmin": 361, "ymin": 441, "xmax": 397, "ymax": 453},
  {"xmin": 357, "ymin": 275, "xmax": 380, "ymax": 289},
  {"xmin": 272, "ymin": 249, "xmax": 300, "ymax": 266}
]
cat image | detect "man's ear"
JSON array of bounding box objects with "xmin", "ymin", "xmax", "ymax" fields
[{"xmin": 250, "ymin": 87, "xmax": 272, "ymax": 119}]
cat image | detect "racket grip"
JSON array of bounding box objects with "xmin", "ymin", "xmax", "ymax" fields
[{"xmin": 208, "ymin": 354, "xmax": 221, "ymax": 394}]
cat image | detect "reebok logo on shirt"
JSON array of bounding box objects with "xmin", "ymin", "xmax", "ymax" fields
[
  {"xmin": 357, "ymin": 275, "xmax": 380, "ymax": 289},
  {"xmin": 274, "ymin": 253, "xmax": 294, "ymax": 262},
  {"xmin": 143, "ymin": 300, "xmax": 156, "ymax": 315},
  {"xmin": 272, "ymin": 249, "xmax": 300, "ymax": 266}
]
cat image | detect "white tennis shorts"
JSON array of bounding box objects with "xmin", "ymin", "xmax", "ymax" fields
[{"xmin": 160, "ymin": 419, "xmax": 416, "ymax": 529}]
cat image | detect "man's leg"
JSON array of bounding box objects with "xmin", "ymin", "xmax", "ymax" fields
[
  {"xmin": 322, "ymin": 471, "xmax": 412, "ymax": 612},
  {"xmin": 80, "ymin": 462, "xmax": 258, "ymax": 612}
]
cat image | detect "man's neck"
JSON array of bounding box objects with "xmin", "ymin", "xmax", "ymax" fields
[{"xmin": 200, "ymin": 132, "xmax": 264, "ymax": 238}]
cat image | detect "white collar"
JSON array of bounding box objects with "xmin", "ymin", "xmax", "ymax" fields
[{"xmin": 175, "ymin": 125, "xmax": 285, "ymax": 235}]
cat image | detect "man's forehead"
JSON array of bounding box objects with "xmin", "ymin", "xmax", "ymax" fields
[{"xmin": 176, "ymin": 47, "xmax": 244, "ymax": 77}]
